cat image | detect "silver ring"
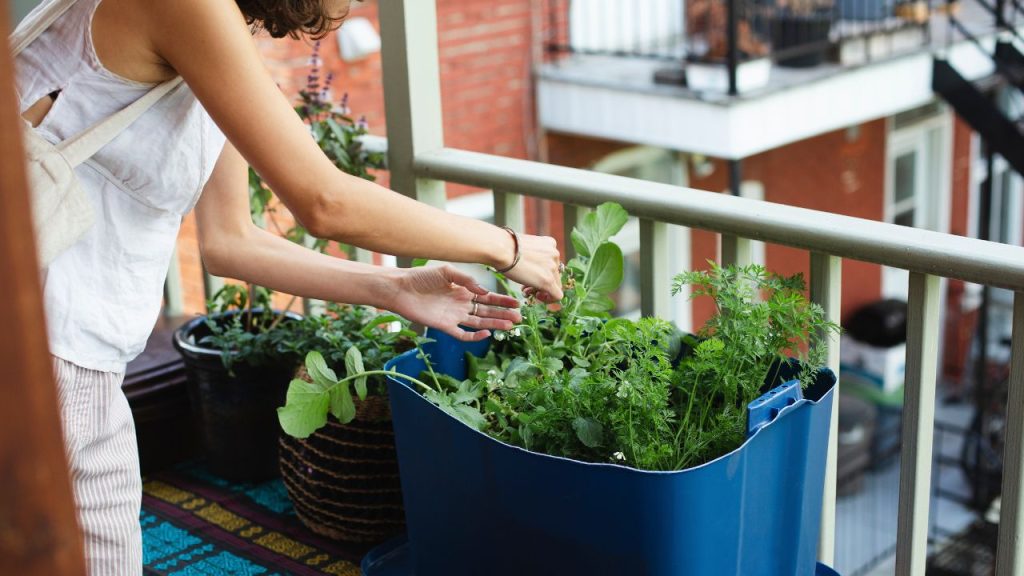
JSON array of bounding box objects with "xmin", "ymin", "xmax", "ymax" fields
[{"xmin": 471, "ymin": 301, "xmax": 479, "ymax": 316}]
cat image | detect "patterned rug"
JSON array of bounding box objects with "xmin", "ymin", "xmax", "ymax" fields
[{"xmin": 141, "ymin": 463, "xmax": 369, "ymax": 576}]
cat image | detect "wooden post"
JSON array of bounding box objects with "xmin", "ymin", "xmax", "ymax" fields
[{"xmin": 0, "ymin": 2, "xmax": 86, "ymax": 574}]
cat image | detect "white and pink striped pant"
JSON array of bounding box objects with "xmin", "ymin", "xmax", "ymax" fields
[{"xmin": 54, "ymin": 357, "xmax": 143, "ymax": 576}]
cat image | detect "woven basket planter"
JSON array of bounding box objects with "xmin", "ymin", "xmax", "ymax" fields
[{"xmin": 279, "ymin": 367, "xmax": 405, "ymax": 544}]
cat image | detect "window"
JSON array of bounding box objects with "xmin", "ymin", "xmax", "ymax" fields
[{"xmin": 882, "ymin": 107, "xmax": 952, "ymax": 300}]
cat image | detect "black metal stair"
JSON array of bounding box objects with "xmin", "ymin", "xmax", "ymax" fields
[
  {"xmin": 933, "ymin": 58, "xmax": 1024, "ymax": 175},
  {"xmin": 993, "ymin": 41, "xmax": 1024, "ymax": 89}
]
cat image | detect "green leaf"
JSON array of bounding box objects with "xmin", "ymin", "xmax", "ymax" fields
[
  {"xmin": 574, "ymin": 203, "xmax": 628, "ymax": 257},
  {"xmin": 412, "ymin": 258, "xmax": 430, "ymax": 267},
  {"xmin": 579, "ymin": 293, "xmax": 616, "ymax": 316},
  {"xmin": 278, "ymin": 379, "xmax": 330, "ymax": 438},
  {"xmin": 305, "ymin": 351, "xmax": 337, "ymax": 391},
  {"xmin": 329, "ymin": 382, "xmax": 357, "ymax": 424},
  {"xmin": 345, "ymin": 346, "xmax": 368, "ymax": 401},
  {"xmin": 572, "ymin": 417, "xmax": 604, "ymax": 448},
  {"xmin": 451, "ymin": 404, "xmax": 487, "ymax": 430},
  {"xmin": 570, "ymin": 228, "xmax": 591, "ymax": 258},
  {"xmin": 539, "ymin": 357, "xmax": 564, "ymax": 373},
  {"xmin": 585, "ymin": 242, "xmax": 624, "ymax": 295}
]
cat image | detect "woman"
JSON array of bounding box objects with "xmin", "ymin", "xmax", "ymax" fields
[{"xmin": 15, "ymin": 0, "xmax": 563, "ymax": 572}]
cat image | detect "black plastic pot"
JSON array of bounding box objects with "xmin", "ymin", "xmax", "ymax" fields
[
  {"xmin": 173, "ymin": 310, "xmax": 301, "ymax": 482},
  {"xmin": 770, "ymin": 13, "xmax": 833, "ymax": 68}
]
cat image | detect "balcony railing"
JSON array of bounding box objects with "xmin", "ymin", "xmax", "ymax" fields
[
  {"xmin": 378, "ymin": 3, "xmax": 1024, "ymax": 574},
  {"xmin": 542, "ymin": 0, "xmax": 933, "ymax": 94}
]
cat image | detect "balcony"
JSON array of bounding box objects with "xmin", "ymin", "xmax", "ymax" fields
[
  {"xmin": 8, "ymin": 1, "xmax": 1024, "ymax": 575},
  {"xmin": 536, "ymin": 0, "xmax": 1018, "ymax": 158}
]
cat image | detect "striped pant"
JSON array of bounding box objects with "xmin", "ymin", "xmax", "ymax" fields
[{"xmin": 55, "ymin": 357, "xmax": 143, "ymax": 576}]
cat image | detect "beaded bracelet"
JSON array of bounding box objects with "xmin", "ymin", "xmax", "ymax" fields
[{"xmin": 494, "ymin": 226, "xmax": 522, "ymax": 274}]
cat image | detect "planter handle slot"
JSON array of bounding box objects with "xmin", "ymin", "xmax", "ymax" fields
[{"xmin": 746, "ymin": 380, "xmax": 803, "ymax": 437}]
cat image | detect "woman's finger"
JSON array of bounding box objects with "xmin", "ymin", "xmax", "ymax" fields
[
  {"xmin": 472, "ymin": 303, "xmax": 521, "ymax": 323},
  {"xmin": 474, "ymin": 292, "xmax": 520, "ymax": 310},
  {"xmin": 461, "ymin": 316, "xmax": 515, "ymax": 332},
  {"xmin": 443, "ymin": 265, "xmax": 487, "ymax": 295},
  {"xmin": 445, "ymin": 325, "xmax": 490, "ymax": 342}
]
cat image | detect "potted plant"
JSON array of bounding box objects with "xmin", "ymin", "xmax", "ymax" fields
[
  {"xmin": 770, "ymin": 0, "xmax": 836, "ymax": 68},
  {"xmin": 173, "ymin": 284, "xmax": 302, "ymax": 482},
  {"xmin": 685, "ymin": 0, "xmax": 773, "ymax": 93},
  {"xmin": 360, "ymin": 203, "xmax": 843, "ymax": 575},
  {"xmin": 276, "ymin": 305, "xmax": 418, "ymax": 546}
]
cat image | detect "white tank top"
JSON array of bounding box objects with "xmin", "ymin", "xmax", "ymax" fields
[{"xmin": 15, "ymin": 0, "xmax": 227, "ymax": 372}]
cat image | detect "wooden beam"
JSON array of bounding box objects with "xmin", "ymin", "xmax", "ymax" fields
[{"xmin": 0, "ymin": 2, "xmax": 86, "ymax": 574}]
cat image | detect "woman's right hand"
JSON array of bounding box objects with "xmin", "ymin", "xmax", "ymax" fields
[{"xmin": 502, "ymin": 233, "xmax": 564, "ymax": 302}]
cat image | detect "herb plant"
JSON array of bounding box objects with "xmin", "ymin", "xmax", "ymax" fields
[
  {"xmin": 278, "ymin": 303, "xmax": 419, "ymax": 396},
  {"xmin": 275, "ymin": 305, "xmax": 424, "ymax": 438},
  {"xmin": 275, "ymin": 202, "xmax": 840, "ymax": 470},
  {"xmin": 414, "ymin": 203, "xmax": 839, "ymax": 471},
  {"xmin": 200, "ymin": 284, "xmax": 296, "ymax": 372}
]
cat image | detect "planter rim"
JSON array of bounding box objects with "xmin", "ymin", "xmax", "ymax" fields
[
  {"xmin": 385, "ymin": 339, "xmax": 837, "ymax": 476},
  {"xmin": 172, "ymin": 309, "xmax": 303, "ymax": 359}
]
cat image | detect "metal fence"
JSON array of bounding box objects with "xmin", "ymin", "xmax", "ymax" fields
[
  {"xmin": 542, "ymin": 0, "xmax": 932, "ymax": 92},
  {"xmin": 375, "ymin": 2, "xmax": 1024, "ymax": 574}
]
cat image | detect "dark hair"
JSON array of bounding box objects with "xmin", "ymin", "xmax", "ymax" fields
[{"xmin": 236, "ymin": 0, "xmax": 352, "ymax": 39}]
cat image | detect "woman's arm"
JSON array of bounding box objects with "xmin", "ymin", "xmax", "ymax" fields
[
  {"xmin": 196, "ymin": 143, "xmax": 522, "ymax": 341},
  {"xmin": 146, "ymin": 0, "xmax": 562, "ymax": 300}
]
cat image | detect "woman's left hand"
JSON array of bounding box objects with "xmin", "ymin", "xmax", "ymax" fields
[{"xmin": 389, "ymin": 265, "xmax": 522, "ymax": 342}]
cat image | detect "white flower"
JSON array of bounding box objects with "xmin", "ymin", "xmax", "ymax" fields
[
  {"xmin": 613, "ymin": 452, "xmax": 626, "ymax": 461},
  {"xmin": 511, "ymin": 327, "xmax": 522, "ymax": 337},
  {"xmin": 494, "ymin": 331, "xmax": 507, "ymax": 341}
]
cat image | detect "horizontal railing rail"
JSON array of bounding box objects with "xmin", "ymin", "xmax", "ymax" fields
[{"xmin": 414, "ymin": 147, "xmax": 1024, "ymax": 291}]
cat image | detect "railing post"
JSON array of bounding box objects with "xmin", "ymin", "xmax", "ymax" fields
[
  {"xmin": 996, "ymin": 292, "xmax": 1024, "ymax": 576},
  {"xmin": 379, "ymin": 0, "xmax": 447, "ymax": 267},
  {"xmin": 494, "ymin": 191, "xmax": 526, "ymax": 232},
  {"xmin": 163, "ymin": 247, "xmax": 185, "ymax": 317},
  {"xmin": 202, "ymin": 268, "xmax": 223, "ymax": 312},
  {"xmin": 721, "ymin": 235, "xmax": 753, "ymax": 268},
  {"xmin": 895, "ymin": 273, "xmax": 941, "ymax": 576},
  {"xmin": 640, "ymin": 219, "xmax": 672, "ymax": 318},
  {"xmin": 495, "ymin": 191, "xmax": 526, "ymax": 294},
  {"xmin": 562, "ymin": 204, "xmax": 591, "ymax": 261},
  {"xmin": 810, "ymin": 253, "xmax": 842, "ymax": 564},
  {"xmin": 727, "ymin": 0, "xmax": 739, "ymax": 96}
]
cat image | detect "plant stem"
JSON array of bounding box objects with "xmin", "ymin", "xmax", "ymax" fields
[
  {"xmin": 267, "ymin": 294, "xmax": 300, "ymax": 332},
  {"xmin": 325, "ymin": 369, "xmax": 436, "ymax": 394}
]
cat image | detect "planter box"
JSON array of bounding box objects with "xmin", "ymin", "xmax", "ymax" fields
[
  {"xmin": 686, "ymin": 58, "xmax": 772, "ymax": 95},
  {"xmin": 377, "ymin": 331, "xmax": 838, "ymax": 576},
  {"xmin": 173, "ymin": 311, "xmax": 300, "ymax": 482}
]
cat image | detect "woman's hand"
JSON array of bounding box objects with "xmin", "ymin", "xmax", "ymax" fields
[
  {"xmin": 501, "ymin": 233, "xmax": 564, "ymax": 303},
  {"xmin": 389, "ymin": 265, "xmax": 523, "ymax": 342}
]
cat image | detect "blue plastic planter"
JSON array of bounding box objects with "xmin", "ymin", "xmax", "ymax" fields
[{"xmin": 379, "ymin": 331, "xmax": 838, "ymax": 576}]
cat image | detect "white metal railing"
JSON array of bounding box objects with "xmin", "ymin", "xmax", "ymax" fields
[{"xmin": 376, "ymin": 2, "xmax": 1024, "ymax": 575}]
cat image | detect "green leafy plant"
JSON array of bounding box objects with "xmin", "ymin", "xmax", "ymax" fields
[
  {"xmin": 275, "ymin": 305, "xmax": 425, "ymax": 438},
  {"xmin": 200, "ymin": 284, "xmax": 296, "ymax": 372},
  {"xmin": 278, "ymin": 347, "xmax": 435, "ymax": 439},
  {"xmin": 278, "ymin": 303, "xmax": 419, "ymax": 395},
  {"xmin": 414, "ymin": 202, "xmax": 839, "ymax": 471}
]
